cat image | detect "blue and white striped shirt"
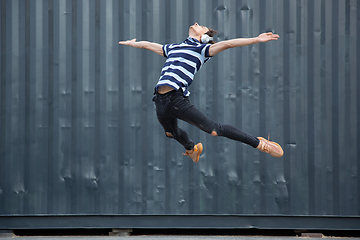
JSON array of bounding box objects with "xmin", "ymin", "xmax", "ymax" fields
[{"xmin": 155, "ymin": 37, "xmax": 212, "ymax": 96}]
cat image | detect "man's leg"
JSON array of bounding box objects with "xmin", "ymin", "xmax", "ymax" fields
[
  {"xmin": 154, "ymin": 98, "xmax": 195, "ymax": 151},
  {"xmin": 155, "ymin": 105, "xmax": 204, "ymax": 162},
  {"xmin": 169, "ymin": 97, "xmax": 260, "ymax": 148},
  {"xmin": 168, "ymin": 96, "xmax": 283, "ymax": 157}
]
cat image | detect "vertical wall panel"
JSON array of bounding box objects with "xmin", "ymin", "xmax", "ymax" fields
[
  {"xmin": 357, "ymin": 0, "xmax": 360, "ymax": 217},
  {"xmin": 0, "ymin": 0, "xmax": 359, "ymax": 222}
]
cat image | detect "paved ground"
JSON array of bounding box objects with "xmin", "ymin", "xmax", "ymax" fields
[
  {"xmin": 1, "ymin": 229, "xmax": 359, "ymax": 239},
  {"xmin": 2, "ymin": 236, "xmax": 360, "ymax": 240},
  {"xmin": 2, "ymin": 237, "xmax": 357, "ymax": 240}
]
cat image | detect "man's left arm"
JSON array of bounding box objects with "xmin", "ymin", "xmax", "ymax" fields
[{"xmin": 208, "ymin": 32, "xmax": 279, "ymax": 57}]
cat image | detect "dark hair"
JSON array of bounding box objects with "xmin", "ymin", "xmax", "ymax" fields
[{"xmin": 205, "ymin": 28, "xmax": 217, "ymax": 44}]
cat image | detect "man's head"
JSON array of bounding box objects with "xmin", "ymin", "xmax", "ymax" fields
[{"xmin": 189, "ymin": 22, "xmax": 217, "ymax": 44}]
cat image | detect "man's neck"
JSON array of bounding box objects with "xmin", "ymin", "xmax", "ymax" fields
[{"xmin": 188, "ymin": 35, "xmax": 201, "ymax": 42}]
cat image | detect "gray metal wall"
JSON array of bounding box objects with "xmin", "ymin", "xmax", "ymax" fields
[{"xmin": 1, "ymin": 0, "xmax": 360, "ymax": 228}]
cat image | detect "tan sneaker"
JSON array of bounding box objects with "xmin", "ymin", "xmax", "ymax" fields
[
  {"xmin": 257, "ymin": 137, "xmax": 284, "ymax": 158},
  {"xmin": 183, "ymin": 143, "xmax": 203, "ymax": 162}
]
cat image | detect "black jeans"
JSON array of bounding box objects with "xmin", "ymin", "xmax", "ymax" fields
[{"xmin": 153, "ymin": 90, "xmax": 259, "ymax": 150}]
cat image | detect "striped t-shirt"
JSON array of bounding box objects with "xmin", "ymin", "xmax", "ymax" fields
[{"xmin": 155, "ymin": 37, "xmax": 212, "ymax": 96}]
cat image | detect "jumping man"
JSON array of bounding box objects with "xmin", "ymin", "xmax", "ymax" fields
[{"xmin": 119, "ymin": 22, "xmax": 283, "ymax": 162}]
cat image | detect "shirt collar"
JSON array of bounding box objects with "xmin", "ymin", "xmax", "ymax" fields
[{"xmin": 186, "ymin": 37, "xmax": 201, "ymax": 44}]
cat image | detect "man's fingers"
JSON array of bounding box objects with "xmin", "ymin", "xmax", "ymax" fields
[
  {"xmin": 265, "ymin": 32, "xmax": 279, "ymax": 38},
  {"xmin": 119, "ymin": 38, "xmax": 137, "ymax": 45},
  {"xmin": 268, "ymin": 34, "xmax": 279, "ymax": 40},
  {"xmin": 268, "ymin": 33, "xmax": 279, "ymax": 38}
]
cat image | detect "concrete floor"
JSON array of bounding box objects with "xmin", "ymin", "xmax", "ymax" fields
[
  {"xmin": 2, "ymin": 229, "xmax": 359, "ymax": 240},
  {"xmin": 1, "ymin": 237, "xmax": 355, "ymax": 240},
  {"xmin": 2, "ymin": 234, "xmax": 360, "ymax": 240}
]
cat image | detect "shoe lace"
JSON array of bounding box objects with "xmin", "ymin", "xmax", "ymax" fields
[
  {"xmin": 183, "ymin": 145, "xmax": 198, "ymax": 156},
  {"xmin": 259, "ymin": 138, "xmax": 270, "ymax": 153},
  {"xmin": 262, "ymin": 141, "xmax": 270, "ymax": 153}
]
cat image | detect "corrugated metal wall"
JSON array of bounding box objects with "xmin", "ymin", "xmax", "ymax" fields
[{"xmin": 0, "ymin": 0, "xmax": 359, "ymax": 221}]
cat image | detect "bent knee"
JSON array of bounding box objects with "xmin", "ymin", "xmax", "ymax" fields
[{"xmin": 211, "ymin": 130, "xmax": 218, "ymax": 137}]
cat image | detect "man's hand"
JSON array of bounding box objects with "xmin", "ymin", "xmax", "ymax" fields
[
  {"xmin": 119, "ymin": 38, "xmax": 139, "ymax": 47},
  {"xmin": 257, "ymin": 32, "xmax": 280, "ymax": 43},
  {"xmin": 119, "ymin": 38, "xmax": 164, "ymax": 56}
]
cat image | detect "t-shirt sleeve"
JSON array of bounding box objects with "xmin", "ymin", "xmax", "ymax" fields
[
  {"xmin": 202, "ymin": 44, "xmax": 212, "ymax": 59},
  {"xmin": 162, "ymin": 44, "xmax": 171, "ymax": 58}
]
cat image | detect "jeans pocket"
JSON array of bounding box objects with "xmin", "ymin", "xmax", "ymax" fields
[{"xmin": 169, "ymin": 96, "xmax": 191, "ymax": 115}]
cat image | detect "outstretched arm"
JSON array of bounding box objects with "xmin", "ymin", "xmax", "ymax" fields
[
  {"xmin": 119, "ymin": 39, "xmax": 163, "ymax": 56},
  {"xmin": 208, "ymin": 32, "xmax": 279, "ymax": 57}
]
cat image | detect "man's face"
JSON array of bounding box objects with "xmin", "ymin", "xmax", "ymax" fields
[{"xmin": 189, "ymin": 22, "xmax": 209, "ymax": 37}]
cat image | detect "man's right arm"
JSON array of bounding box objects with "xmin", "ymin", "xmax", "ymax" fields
[{"xmin": 119, "ymin": 39, "xmax": 164, "ymax": 57}]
